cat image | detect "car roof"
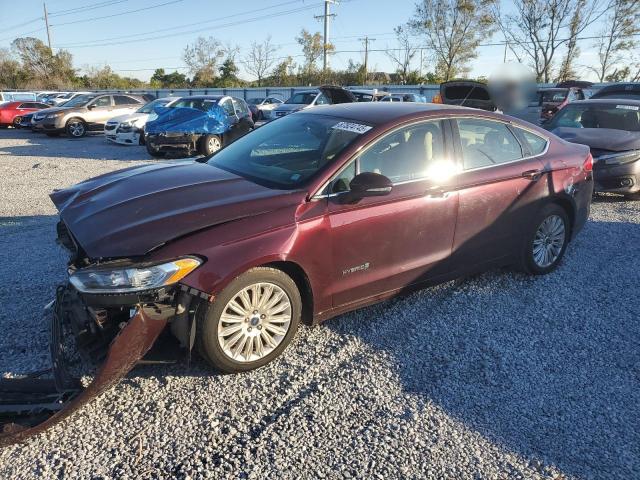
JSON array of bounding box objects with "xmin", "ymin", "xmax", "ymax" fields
[
  {"xmin": 568, "ymin": 98, "xmax": 640, "ymax": 106},
  {"xmin": 177, "ymin": 95, "xmax": 224, "ymax": 100},
  {"xmin": 299, "ymin": 102, "xmax": 483, "ymax": 125}
]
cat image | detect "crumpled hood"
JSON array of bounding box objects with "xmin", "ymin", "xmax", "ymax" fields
[
  {"xmin": 146, "ymin": 106, "xmax": 229, "ymax": 135},
  {"xmin": 50, "ymin": 161, "xmax": 304, "ymax": 259},
  {"xmin": 551, "ymin": 127, "xmax": 640, "ymax": 152}
]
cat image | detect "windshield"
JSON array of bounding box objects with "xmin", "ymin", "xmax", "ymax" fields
[
  {"xmin": 63, "ymin": 94, "xmax": 96, "ymax": 107},
  {"xmin": 170, "ymin": 98, "xmax": 218, "ymax": 111},
  {"xmin": 594, "ymin": 92, "xmax": 640, "ymax": 100},
  {"xmin": 137, "ymin": 98, "xmax": 169, "ymax": 114},
  {"xmin": 286, "ymin": 92, "xmax": 317, "ymax": 105},
  {"xmin": 549, "ymin": 103, "xmax": 640, "ymax": 131},
  {"xmin": 540, "ymin": 89, "xmax": 568, "ymax": 103},
  {"xmin": 208, "ymin": 114, "xmax": 372, "ymax": 188},
  {"xmin": 247, "ymin": 98, "xmax": 264, "ymax": 104}
]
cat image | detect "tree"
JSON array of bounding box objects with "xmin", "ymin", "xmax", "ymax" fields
[
  {"xmin": 589, "ymin": 0, "xmax": 640, "ymax": 82},
  {"xmin": 494, "ymin": 0, "xmax": 601, "ymax": 83},
  {"xmin": 0, "ymin": 49, "xmax": 25, "ymax": 89},
  {"xmin": 296, "ymin": 29, "xmax": 329, "ymax": 81},
  {"xmin": 410, "ymin": 0, "xmax": 495, "ymax": 81},
  {"xmin": 243, "ymin": 37, "xmax": 279, "ymax": 86},
  {"xmin": 216, "ymin": 57, "xmax": 241, "ymax": 87},
  {"xmin": 269, "ymin": 56, "xmax": 297, "ymax": 86},
  {"xmin": 556, "ymin": 0, "xmax": 587, "ymax": 82},
  {"xmin": 183, "ymin": 36, "xmax": 224, "ymax": 86},
  {"xmin": 386, "ymin": 26, "xmax": 419, "ymax": 84},
  {"xmin": 11, "ymin": 37, "xmax": 76, "ymax": 88},
  {"xmin": 150, "ymin": 68, "xmax": 189, "ymax": 88}
]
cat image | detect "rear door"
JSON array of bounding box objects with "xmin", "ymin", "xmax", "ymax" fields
[
  {"xmin": 449, "ymin": 116, "xmax": 549, "ymax": 270},
  {"xmin": 112, "ymin": 95, "xmax": 142, "ymax": 118},
  {"xmin": 326, "ymin": 119, "xmax": 459, "ymax": 308},
  {"xmin": 220, "ymin": 98, "xmax": 240, "ymax": 143},
  {"xmin": 231, "ymin": 98, "xmax": 253, "ymax": 138}
]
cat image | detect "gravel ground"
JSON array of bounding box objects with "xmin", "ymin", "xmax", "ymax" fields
[{"xmin": 0, "ymin": 128, "xmax": 638, "ymax": 479}]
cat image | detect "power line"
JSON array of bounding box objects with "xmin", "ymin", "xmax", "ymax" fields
[
  {"xmin": 49, "ymin": 0, "xmax": 129, "ymax": 17},
  {"xmin": 50, "ymin": 0, "xmax": 184, "ymax": 27},
  {"xmin": 57, "ymin": 3, "xmax": 324, "ymax": 49},
  {"xmin": 56, "ymin": 0, "xmax": 310, "ymax": 48},
  {"xmin": 0, "ymin": 16, "xmax": 42, "ymax": 34}
]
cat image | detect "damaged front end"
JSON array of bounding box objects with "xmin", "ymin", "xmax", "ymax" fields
[{"xmin": 0, "ymin": 222, "xmax": 208, "ymax": 447}]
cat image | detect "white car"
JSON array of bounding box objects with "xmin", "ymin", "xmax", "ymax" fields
[
  {"xmin": 267, "ymin": 86, "xmax": 356, "ymax": 120},
  {"xmin": 104, "ymin": 97, "xmax": 178, "ymax": 145},
  {"xmin": 46, "ymin": 91, "xmax": 91, "ymax": 106}
]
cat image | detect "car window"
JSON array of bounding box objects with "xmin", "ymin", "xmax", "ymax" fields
[
  {"xmin": 170, "ymin": 98, "xmax": 218, "ymax": 111},
  {"xmin": 114, "ymin": 95, "xmax": 139, "ymax": 105},
  {"xmin": 91, "ymin": 96, "xmax": 112, "ymax": 107},
  {"xmin": 548, "ymin": 103, "xmax": 640, "ymax": 131},
  {"xmin": 315, "ymin": 93, "xmax": 329, "ymax": 105},
  {"xmin": 232, "ymin": 98, "xmax": 248, "ymax": 115},
  {"xmin": 515, "ymin": 127, "xmax": 547, "ymax": 155},
  {"xmin": 456, "ymin": 118, "xmax": 523, "ymax": 169},
  {"xmin": 221, "ymin": 99, "xmax": 235, "ymax": 115},
  {"xmin": 355, "ymin": 121, "xmax": 446, "ymax": 184},
  {"xmin": 17, "ymin": 103, "xmax": 30, "ymax": 109},
  {"xmin": 270, "ymin": 98, "xmax": 283, "ymax": 104}
]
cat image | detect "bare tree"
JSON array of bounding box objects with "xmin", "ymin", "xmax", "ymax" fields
[
  {"xmin": 410, "ymin": 0, "xmax": 496, "ymax": 81},
  {"xmin": 243, "ymin": 37, "xmax": 279, "ymax": 86},
  {"xmin": 386, "ymin": 26, "xmax": 418, "ymax": 84},
  {"xmin": 183, "ymin": 36, "xmax": 224, "ymax": 83},
  {"xmin": 556, "ymin": 0, "xmax": 587, "ymax": 81},
  {"xmin": 494, "ymin": 0, "xmax": 601, "ymax": 83},
  {"xmin": 588, "ymin": 0, "xmax": 640, "ymax": 81}
]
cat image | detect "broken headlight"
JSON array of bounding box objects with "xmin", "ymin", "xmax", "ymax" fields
[{"xmin": 69, "ymin": 258, "xmax": 201, "ymax": 294}]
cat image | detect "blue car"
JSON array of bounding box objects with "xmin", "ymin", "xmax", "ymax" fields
[
  {"xmin": 145, "ymin": 95, "xmax": 254, "ymax": 157},
  {"xmin": 18, "ymin": 112, "xmax": 35, "ymax": 130}
]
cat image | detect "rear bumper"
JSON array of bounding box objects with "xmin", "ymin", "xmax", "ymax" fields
[
  {"xmin": 593, "ymin": 159, "xmax": 640, "ymax": 194},
  {"xmin": 0, "ymin": 285, "xmax": 172, "ymax": 446},
  {"xmin": 572, "ymin": 174, "xmax": 594, "ymax": 238}
]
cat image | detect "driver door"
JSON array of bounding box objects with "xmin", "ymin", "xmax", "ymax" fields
[
  {"xmin": 85, "ymin": 95, "xmax": 113, "ymax": 128},
  {"xmin": 326, "ymin": 120, "xmax": 460, "ymax": 308}
]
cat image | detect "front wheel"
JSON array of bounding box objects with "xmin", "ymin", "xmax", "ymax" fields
[
  {"xmin": 199, "ymin": 134, "xmax": 222, "ymax": 156},
  {"xmin": 66, "ymin": 118, "xmax": 87, "ymax": 138},
  {"xmin": 520, "ymin": 204, "xmax": 569, "ymax": 275},
  {"xmin": 12, "ymin": 117, "xmax": 21, "ymax": 128},
  {"xmin": 145, "ymin": 141, "xmax": 165, "ymax": 158},
  {"xmin": 198, "ymin": 267, "xmax": 301, "ymax": 373}
]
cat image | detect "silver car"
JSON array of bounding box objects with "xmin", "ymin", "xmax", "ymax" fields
[{"xmin": 33, "ymin": 93, "xmax": 148, "ymax": 137}]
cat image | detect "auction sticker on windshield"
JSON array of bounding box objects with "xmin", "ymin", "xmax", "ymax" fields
[{"xmin": 332, "ymin": 122, "xmax": 372, "ymax": 134}]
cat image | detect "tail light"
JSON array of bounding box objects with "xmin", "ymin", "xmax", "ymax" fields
[{"xmin": 583, "ymin": 153, "xmax": 593, "ymax": 172}]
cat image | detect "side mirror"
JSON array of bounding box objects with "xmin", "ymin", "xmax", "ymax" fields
[
  {"xmin": 348, "ymin": 172, "xmax": 393, "ymax": 199},
  {"xmin": 87, "ymin": 104, "xmax": 95, "ymax": 110}
]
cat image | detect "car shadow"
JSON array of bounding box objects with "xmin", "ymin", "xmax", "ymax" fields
[{"xmin": 322, "ymin": 219, "xmax": 640, "ymax": 480}]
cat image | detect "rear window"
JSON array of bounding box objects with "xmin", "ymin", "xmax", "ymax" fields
[
  {"xmin": 170, "ymin": 98, "xmax": 218, "ymax": 111},
  {"xmin": 549, "ymin": 103, "xmax": 640, "ymax": 131},
  {"xmin": 445, "ymin": 85, "xmax": 491, "ymax": 101},
  {"xmin": 540, "ymin": 89, "xmax": 568, "ymax": 103},
  {"xmin": 114, "ymin": 95, "xmax": 140, "ymax": 105},
  {"xmin": 286, "ymin": 92, "xmax": 317, "ymax": 104}
]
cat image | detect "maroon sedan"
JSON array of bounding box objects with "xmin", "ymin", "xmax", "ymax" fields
[
  {"xmin": 0, "ymin": 101, "xmax": 49, "ymax": 127},
  {"xmin": 1, "ymin": 103, "xmax": 593, "ymax": 444}
]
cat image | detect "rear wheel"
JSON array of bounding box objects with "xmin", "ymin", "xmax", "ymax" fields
[
  {"xmin": 66, "ymin": 118, "xmax": 87, "ymax": 138},
  {"xmin": 520, "ymin": 204, "xmax": 569, "ymax": 275},
  {"xmin": 199, "ymin": 134, "xmax": 222, "ymax": 156},
  {"xmin": 198, "ymin": 267, "xmax": 301, "ymax": 373}
]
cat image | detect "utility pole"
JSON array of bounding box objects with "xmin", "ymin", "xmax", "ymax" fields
[
  {"xmin": 358, "ymin": 36, "xmax": 375, "ymax": 85},
  {"xmin": 43, "ymin": 2, "xmax": 52, "ymax": 51},
  {"xmin": 315, "ymin": 0, "xmax": 337, "ymax": 72}
]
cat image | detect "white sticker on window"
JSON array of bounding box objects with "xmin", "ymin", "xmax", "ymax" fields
[
  {"xmin": 332, "ymin": 122, "xmax": 372, "ymax": 134},
  {"xmin": 616, "ymin": 104, "xmax": 639, "ymax": 110}
]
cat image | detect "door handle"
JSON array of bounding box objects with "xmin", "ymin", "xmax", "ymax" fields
[
  {"xmin": 522, "ymin": 169, "xmax": 543, "ymax": 181},
  {"xmin": 425, "ymin": 187, "xmax": 450, "ymax": 198}
]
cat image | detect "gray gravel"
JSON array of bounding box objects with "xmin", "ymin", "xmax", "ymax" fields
[{"xmin": 0, "ymin": 128, "xmax": 639, "ymax": 479}]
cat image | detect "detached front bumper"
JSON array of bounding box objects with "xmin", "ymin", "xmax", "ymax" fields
[
  {"xmin": 593, "ymin": 159, "xmax": 640, "ymax": 194},
  {"xmin": 146, "ymin": 133, "xmax": 202, "ymax": 154},
  {"xmin": 0, "ymin": 285, "xmax": 173, "ymax": 447}
]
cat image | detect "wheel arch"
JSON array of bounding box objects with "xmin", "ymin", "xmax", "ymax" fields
[
  {"xmin": 550, "ymin": 194, "xmax": 576, "ymax": 239},
  {"xmin": 261, "ymin": 260, "xmax": 314, "ymax": 325}
]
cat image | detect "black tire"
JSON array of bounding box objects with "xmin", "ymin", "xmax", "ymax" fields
[
  {"xmin": 519, "ymin": 203, "xmax": 570, "ymax": 275},
  {"xmin": 199, "ymin": 134, "xmax": 222, "ymax": 156},
  {"xmin": 138, "ymin": 128, "xmax": 145, "ymax": 145},
  {"xmin": 65, "ymin": 117, "xmax": 87, "ymax": 138},
  {"xmin": 145, "ymin": 141, "xmax": 165, "ymax": 158},
  {"xmin": 12, "ymin": 117, "xmax": 21, "ymax": 128},
  {"xmin": 45, "ymin": 132, "xmax": 60, "ymax": 137},
  {"xmin": 197, "ymin": 267, "xmax": 301, "ymax": 373}
]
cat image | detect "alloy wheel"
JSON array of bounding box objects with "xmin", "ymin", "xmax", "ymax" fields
[
  {"xmin": 208, "ymin": 136, "xmax": 221, "ymax": 153},
  {"xmin": 532, "ymin": 214, "xmax": 565, "ymax": 268},
  {"xmin": 68, "ymin": 121, "xmax": 85, "ymax": 137},
  {"xmin": 217, "ymin": 282, "xmax": 292, "ymax": 363}
]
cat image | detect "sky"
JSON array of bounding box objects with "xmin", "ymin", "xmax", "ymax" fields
[{"xmin": 0, "ymin": 0, "xmax": 607, "ymax": 83}]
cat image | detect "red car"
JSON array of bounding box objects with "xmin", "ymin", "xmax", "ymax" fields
[
  {"xmin": 1, "ymin": 103, "xmax": 593, "ymax": 445},
  {"xmin": 0, "ymin": 101, "xmax": 49, "ymax": 128}
]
